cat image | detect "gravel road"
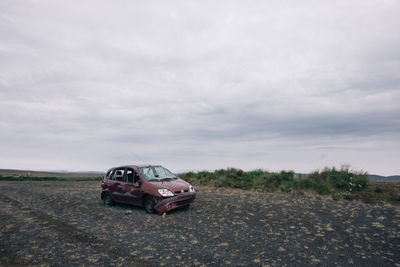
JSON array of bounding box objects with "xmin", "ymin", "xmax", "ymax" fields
[{"xmin": 0, "ymin": 181, "xmax": 399, "ymax": 266}]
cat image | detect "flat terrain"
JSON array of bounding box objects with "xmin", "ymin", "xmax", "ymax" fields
[{"xmin": 0, "ymin": 181, "xmax": 399, "ymax": 266}]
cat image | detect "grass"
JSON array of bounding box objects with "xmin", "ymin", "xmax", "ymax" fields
[
  {"xmin": 180, "ymin": 167, "xmax": 399, "ymax": 204},
  {"xmin": 0, "ymin": 175, "xmax": 102, "ymax": 182},
  {"xmin": 181, "ymin": 167, "xmax": 368, "ymax": 192},
  {"xmin": 352, "ymin": 181, "xmax": 400, "ymax": 204},
  {"xmin": 180, "ymin": 166, "xmax": 376, "ymax": 201},
  {"xmin": 297, "ymin": 167, "xmax": 369, "ymax": 195},
  {"xmin": 180, "ymin": 168, "xmax": 297, "ymax": 191}
]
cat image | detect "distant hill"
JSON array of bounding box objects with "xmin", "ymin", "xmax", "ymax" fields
[{"xmin": 369, "ymin": 174, "xmax": 400, "ymax": 181}]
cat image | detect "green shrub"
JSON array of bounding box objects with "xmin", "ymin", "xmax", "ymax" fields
[
  {"xmin": 296, "ymin": 167, "xmax": 369, "ymax": 195},
  {"xmin": 180, "ymin": 168, "xmax": 296, "ymax": 191},
  {"xmin": 179, "ymin": 166, "xmax": 370, "ymax": 197}
]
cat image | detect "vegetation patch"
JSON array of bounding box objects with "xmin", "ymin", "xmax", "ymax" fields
[
  {"xmin": 297, "ymin": 167, "xmax": 369, "ymax": 195},
  {"xmin": 180, "ymin": 167, "xmax": 377, "ymax": 202},
  {"xmin": 0, "ymin": 175, "xmax": 102, "ymax": 182},
  {"xmin": 0, "ymin": 175, "xmax": 65, "ymax": 181},
  {"xmin": 352, "ymin": 181, "xmax": 400, "ymax": 204}
]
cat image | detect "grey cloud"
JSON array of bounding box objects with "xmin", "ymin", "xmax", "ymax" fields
[
  {"xmin": 179, "ymin": 103, "xmax": 400, "ymax": 143},
  {"xmin": 1, "ymin": 0, "xmax": 399, "ymax": 175}
]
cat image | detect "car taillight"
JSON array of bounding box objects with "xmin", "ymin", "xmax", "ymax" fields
[{"xmin": 101, "ymin": 182, "xmax": 107, "ymax": 189}]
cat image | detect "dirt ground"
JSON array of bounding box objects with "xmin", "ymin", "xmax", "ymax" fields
[{"xmin": 0, "ymin": 181, "xmax": 399, "ymax": 266}]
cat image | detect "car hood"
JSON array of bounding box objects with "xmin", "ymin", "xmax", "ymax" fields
[{"xmin": 149, "ymin": 178, "xmax": 190, "ymax": 192}]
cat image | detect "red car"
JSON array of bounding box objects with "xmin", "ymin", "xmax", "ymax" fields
[{"xmin": 101, "ymin": 165, "xmax": 195, "ymax": 214}]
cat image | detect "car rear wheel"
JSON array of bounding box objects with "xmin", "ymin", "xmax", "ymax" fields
[
  {"xmin": 144, "ymin": 196, "xmax": 157, "ymax": 213},
  {"xmin": 103, "ymin": 192, "xmax": 114, "ymax": 206}
]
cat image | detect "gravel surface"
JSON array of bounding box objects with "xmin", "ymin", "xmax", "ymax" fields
[{"xmin": 0, "ymin": 181, "xmax": 399, "ymax": 266}]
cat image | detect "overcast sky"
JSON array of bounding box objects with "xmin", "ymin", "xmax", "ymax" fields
[{"xmin": 1, "ymin": 0, "xmax": 399, "ymax": 175}]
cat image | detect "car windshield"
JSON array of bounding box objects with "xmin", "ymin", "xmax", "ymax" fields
[{"xmin": 138, "ymin": 166, "xmax": 177, "ymax": 181}]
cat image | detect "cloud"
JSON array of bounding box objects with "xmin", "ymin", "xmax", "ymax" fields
[{"xmin": 0, "ymin": 0, "xmax": 399, "ymax": 175}]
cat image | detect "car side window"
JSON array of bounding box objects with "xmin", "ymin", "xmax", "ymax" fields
[
  {"xmin": 126, "ymin": 169, "xmax": 140, "ymax": 184},
  {"xmin": 106, "ymin": 170, "xmax": 113, "ymax": 180},
  {"xmin": 112, "ymin": 168, "xmax": 126, "ymax": 182},
  {"xmin": 126, "ymin": 169, "xmax": 134, "ymax": 183},
  {"xmin": 122, "ymin": 168, "xmax": 128, "ymax": 182},
  {"xmin": 109, "ymin": 169, "xmax": 116, "ymax": 180}
]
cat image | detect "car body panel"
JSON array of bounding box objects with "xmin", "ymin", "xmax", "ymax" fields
[{"xmin": 112, "ymin": 182, "xmax": 143, "ymax": 205}]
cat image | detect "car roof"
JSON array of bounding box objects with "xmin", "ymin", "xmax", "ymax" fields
[{"xmin": 112, "ymin": 164, "xmax": 161, "ymax": 169}]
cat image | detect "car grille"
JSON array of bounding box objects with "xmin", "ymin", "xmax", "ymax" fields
[
  {"xmin": 176, "ymin": 199, "xmax": 193, "ymax": 206},
  {"xmin": 174, "ymin": 189, "xmax": 189, "ymax": 194}
]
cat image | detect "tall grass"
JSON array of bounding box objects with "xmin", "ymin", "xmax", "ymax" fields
[
  {"xmin": 297, "ymin": 167, "xmax": 369, "ymax": 196},
  {"xmin": 180, "ymin": 167, "xmax": 369, "ymax": 196}
]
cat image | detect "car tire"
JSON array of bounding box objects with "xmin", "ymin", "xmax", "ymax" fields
[
  {"xmin": 103, "ymin": 192, "xmax": 114, "ymax": 206},
  {"xmin": 144, "ymin": 196, "xmax": 157, "ymax": 213}
]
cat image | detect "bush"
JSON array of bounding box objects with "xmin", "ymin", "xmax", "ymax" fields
[
  {"xmin": 297, "ymin": 167, "xmax": 369, "ymax": 195},
  {"xmin": 180, "ymin": 168, "xmax": 296, "ymax": 191},
  {"xmin": 179, "ymin": 166, "xmax": 370, "ymax": 197}
]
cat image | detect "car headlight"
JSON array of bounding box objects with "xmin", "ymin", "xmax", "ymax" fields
[
  {"xmin": 189, "ymin": 185, "xmax": 195, "ymax": 192},
  {"xmin": 158, "ymin": 189, "xmax": 174, "ymax": 197}
]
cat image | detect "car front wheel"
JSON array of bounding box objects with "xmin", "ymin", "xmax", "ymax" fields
[{"xmin": 144, "ymin": 196, "xmax": 158, "ymax": 213}]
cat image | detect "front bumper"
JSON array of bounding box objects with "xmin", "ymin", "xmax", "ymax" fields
[{"xmin": 154, "ymin": 193, "xmax": 196, "ymax": 214}]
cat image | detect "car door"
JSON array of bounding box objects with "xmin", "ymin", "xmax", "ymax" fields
[
  {"xmin": 122, "ymin": 168, "xmax": 144, "ymax": 206},
  {"xmin": 109, "ymin": 168, "xmax": 126, "ymax": 202}
]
